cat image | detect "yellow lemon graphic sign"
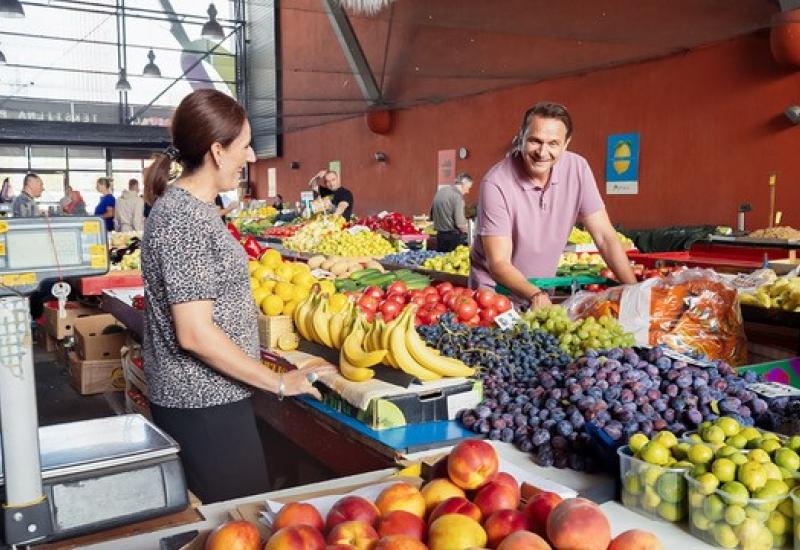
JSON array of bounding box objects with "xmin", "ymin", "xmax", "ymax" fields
[{"xmin": 613, "ymin": 141, "xmax": 632, "ymax": 175}]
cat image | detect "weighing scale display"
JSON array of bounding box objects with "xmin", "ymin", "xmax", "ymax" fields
[{"xmin": 7, "ymin": 230, "xmax": 82, "ymax": 269}]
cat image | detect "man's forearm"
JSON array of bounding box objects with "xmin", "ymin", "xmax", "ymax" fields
[
  {"xmin": 597, "ymin": 237, "xmax": 636, "ymax": 284},
  {"xmin": 489, "ymin": 261, "xmax": 538, "ymax": 300}
]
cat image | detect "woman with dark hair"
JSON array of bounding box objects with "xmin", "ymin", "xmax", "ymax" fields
[
  {"xmin": 142, "ymin": 89, "xmax": 331, "ymax": 504},
  {"xmin": 0, "ymin": 177, "xmax": 13, "ymax": 203},
  {"xmin": 94, "ymin": 177, "xmax": 115, "ymax": 231}
]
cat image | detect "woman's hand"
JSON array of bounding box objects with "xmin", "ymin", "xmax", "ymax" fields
[{"xmin": 282, "ymin": 365, "xmax": 336, "ymax": 400}]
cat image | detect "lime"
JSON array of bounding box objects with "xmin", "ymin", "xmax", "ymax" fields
[
  {"xmin": 687, "ymin": 433, "xmax": 704, "ymax": 444},
  {"xmin": 727, "ymin": 434, "xmax": 748, "ymax": 450},
  {"xmin": 623, "ymin": 472, "xmax": 643, "ymax": 496},
  {"xmin": 738, "ymin": 461, "xmax": 768, "ymax": 493},
  {"xmin": 778, "ymin": 466, "xmax": 796, "ymax": 481},
  {"xmin": 730, "ymin": 452, "xmax": 748, "ymax": 466},
  {"xmin": 704, "ymin": 494, "xmax": 726, "ymax": 520},
  {"xmin": 653, "ymin": 431, "xmax": 678, "ymax": 449},
  {"xmin": 639, "ymin": 465, "xmax": 662, "ymax": 488},
  {"xmin": 739, "ymin": 427, "xmax": 761, "ymax": 441},
  {"xmin": 773, "ymin": 447, "xmax": 800, "ymax": 471},
  {"xmin": 640, "ymin": 441, "xmax": 670, "ymax": 465},
  {"xmin": 787, "ymin": 435, "xmax": 800, "ymax": 451},
  {"xmin": 724, "ymin": 504, "xmax": 746, "ymax": 526},
  {"xmin": 690, "ymin": 491, "xmax": 706, "ymax": 508},
  {"xmin": 621, "ymin": 489, "xmax": 638, "ymax": 508},
  {"xmin": 766, "ymin": 510, "xmax": 790, "ymax": 536},
  {"xmin": 747, "ymin": 437, "xmax": 764, "ymax": 450},
  {"xmin": 690, "ymin": 464, "xmax": 709, "ymax": 477},
  {"xmin": 699, "ymin": 420, "xmax": 713, "ymax": 432},
  {"xmin": 715, "ymin": 416, "xmax": 741, "ymax": 437},
  {"xmin": 642, "ymin": 486, "xmax": 661, "ymax": 512},
  {"xmin": 713, "ymin": 523, "xmax": 739, "ymax": 549},
  {"xmin": 688, "ymin": 444, "xmax": 715, "ymax": 465},
  {"xmin": 755, "ymin": 479, "xmax": 789, "ymax": 499},
  {"xmin": 762, "ymin": 462, "xmax": 783, "ymax": 482},
  {"xmin": 673, "ymin": 442, "xmax": 691, "ymax": 460},
  {"xmin": 747, "ymin": 449, "xmax": 771, "ymax": 464},
  {"xmin": 692, "ymin": 510, "xmax": 712, "ymax": 531},
  {"xmin": 629, "ymin": 433, "xmax": 649, "ymax": 454},
  {"xmin": 745, "ymin": 505, "xmax": 769, "ymax": 522},
  {"xmin": 656, "ymin": 473, "xmax": 686, "ymax": 503},
  {"xmin": 657, "ymin": 501, "xmax": 684, "ymax": 522},
  {"xmin": 704, "ymin": 425, "xmax": 726, "ymax": 445},
  {"xmin": 715, "ymin": 445, "xmax": 738, "ymax": 459},
  {"xmin": 712, "ymin": 458, "xmax": 737, "ymax": 483},
  {"xmin": 673, "ymin": 460, "xmax": 693, "ymax": 469},
  {"xmin": 760, "ymin": 439, "xmax": 782, "ymax": 455},
  {"xmin": 721, "ymin": 481, "xmax": 750, "ymax": 507},
  {"xmin": 696, "ymin": 472, "xmax": 720, "ymax": 495},
  {"xmin": 762, "ymin": 432, "xmax": 780, "ymax": 441}
]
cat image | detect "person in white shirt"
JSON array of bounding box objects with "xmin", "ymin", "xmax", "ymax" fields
[{"xmin": 114, "ymin": 178, "xmax": 145, "ymax": 231}]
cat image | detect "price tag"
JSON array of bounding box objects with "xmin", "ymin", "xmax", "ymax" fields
[
  {"xmin": 89, "ymin": 244, "xmax": 106, "ymax": 255},
  {"xmin": 82, "ymin": 221, "xmax": 100, "ymax": 234},
  {"xmin": 90, "ymin": 255, "xmax": 107, "ymax": 268},
  {"xmin": 747, "ymin": 381, "xmax": 800, "ymax": 399},
  {"xmin": 1, "ymin": 272, "xmax": 37, "ymax": 287},
  {"xmin": 495, "ymin": 307, "xmax": 522, "ymax": 330},
  {"xmin": 0, "ymin": 221, "xmax": 8, "ymax": 234},
  {"xmin": 310, "ymin": 269, "xmax": 333, "ymax": 279},
  {"xmin": 0, "ymin": 242, "xmax": 6, "ymax": 256}
]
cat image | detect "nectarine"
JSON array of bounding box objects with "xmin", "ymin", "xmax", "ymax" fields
[
  {"xmin": 447, "ymin": 440, "xmax": 499, "ymax": 490},
  {"xmin": 205, "ymin": 520, "xmax": 261, "ymax": 550},
  {"xmin": 264, "ymin": 525, "xmax": 325, "ymax": 550},
  {"xmin": 429, "ymin": 497, "xmax": 482, "ymax": 524},
  {"xmin": 375, "ymin": 483, "xmax": 426, "ymax": 519},
  {"xmin": 496, "ymin": 530, "xmax": 551, "ymax": 550},
  {"xmin": 375, "ymin": 535, "xmax": 428, "ymax": 550},
  {"xmin": 483, "ymin": 510, "xmax": 530, "ymax": 549},
  {"xmin": 274, "ymin": 502, "xmax": 325, "ymax": 532},
  {"xmin": 492, "ymin": 473, "xmax": 519, "ymax": 503},
  {"xmin": 546, "ymin": 498, "xmax": 610, "ymax": 550},
  {"xmin": 428, "ymin": 514, "xmax": 487, "ymax": 550},
  {"xmin": 523, "ymin": 492, "xmax": 563, "ymax": 537},
  {"xmin": 377, "ymin": 510, "xmax": 425, "ymax": 541},
  {"xmin": 420, "ymin": 478, "xmax": 466, "ymax": 515},
  {"xmin": 326, "ymin": 521, "xmax": 379, "ymax": 550},
  {"xmin": 472, "ymin": 482, "xmax": 518, "ymax": 518},
  {"xmin": 326, "ymin": 496, "xmax": 381, "ymax": 532},
  {"xmin": 607, "ymin": 529, "xmax": 663, "ymax": 550}
]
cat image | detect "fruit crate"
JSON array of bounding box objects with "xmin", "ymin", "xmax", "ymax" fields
[
  {"xmin": 495, "ymin": 275, "xmax": 615, "ymax": 295},
  {"xmin": 682, "ymin": 428, "xmax": 787, "ymax": 450},
  {"xmin": 618, "ymin": 445, "xmax": 690, "ymax": 524},
  {"xmin": 257, "ymin": 314, "xmax": 296, "ymax": 349},
  {"xmin": 686, "ymin": 472, "xmax": 793, "ymax": 549}
]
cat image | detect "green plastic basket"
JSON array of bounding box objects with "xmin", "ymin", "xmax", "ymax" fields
[{"xmin": 495, "ymin": 275, "xmax": 613, "ymax": 295}]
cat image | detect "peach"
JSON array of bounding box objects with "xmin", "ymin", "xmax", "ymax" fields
[
  {"xmin": 496, "ymin": 531, "xmax": 552, "ymax": 550},
  {"xmin": 205, "ymin": 520, "xmax": 261, "ymax": 550},
  {"xmin": 375, "ymin": 483, "xmax": 426, "ymax": 519},
  {"xmin": 546, "ymin": 498, "xmax": 610, "ymax": 550},
  {"xmin": 523, "ymin": 492, "xmax": 563, "ymax": 537},
  {"xmin": 429, "ymin": 497, "xmax": 483, "ymax": 524},
  {"xmin": 374, "ymin": 535, "xmax": 428, "ymax": 550},
  {"xmin": 607, "ymin": 529, "xmax": 663, "ymax": 550},
  {"xmin": 492, "ymin": 473, "xmax": 520, "ymax": 503},
  {"xmin": 377, "ymin": 511, "xmax": 426, "ymax": 542},
  {"xmin": 274, "ymin": 502, "xmax": 325, "ymax": 532},
  {"xmin": 428, "ymin": 514, "xmax": 487, "ymax": 550},
  {"xmin": 326, "ymin": 496, "xmax": 381, "ymax": 532},
  {"xmin": 472, "ymin": 482, "xmax": 519, "ymax": 518},
  {"xmin": 264, "ymin": 525, "xmax": 326, "ymax": 550},
  {"xmin": 447, "ymin": 440, "xmax": 499, "ymax": 490},
  {"xmin": 326, "ymin": 521, "xmax": 379, "ymax": 550},
  {"xmin": 420, "ymin": 478, "xmax": 466, "ymax": 515},
  {"xmin": 325, "ymin": 546, "xmax": 357, "ymax": 550},
  {"xmin": 483, "ymin": 510, "xmax": 530, "ymax": 549}
]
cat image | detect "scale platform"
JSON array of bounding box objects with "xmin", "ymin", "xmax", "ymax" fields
[{"xmin": 0, "ymin": 415, "xmax": 188, "ymax": 543}]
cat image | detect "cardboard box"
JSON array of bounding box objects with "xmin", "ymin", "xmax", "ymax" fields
[
  {"xmin": 68, "ymin": 351, "xmax": 125, "ymax": 395},
  {"xmin": 121, "ymin": 337, "xmax": 148, "ymax": 397},
  {"xmin": 43, "ymin": 300, "xmax": 96, "ymax": 340},
  {"xmin": 257, "ymin": 313, "xmax": 296, "ymax": 349},
  {"xmin": 74, "ymin": 314, "xmax": 127, "ymax": 360}
]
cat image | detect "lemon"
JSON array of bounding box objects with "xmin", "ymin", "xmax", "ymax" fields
[
  {"xmin": 640, "ymin": 441, "xmax": 670, "ymax": 466},
  {"xmin": 656, "ymin": 473, "xmax": 686, "ymax": 503},
  {"xmin": 319, "ymin": 280, "xmax": 336, "ymax": 295},
  {"xmin": 328, "ymin": 293, "xmax": 349, "ymax": 314},
  {"xmin": 724, "ymin": 504, "xmax": 746, "ymax": 526},
  {"xmin": 673, "ymin": 442, "xmax": 691, "ymax": 460},
  {"xmin": 623, "ymin": 472, "xmax": 643, "ymax": 495},
  {"xmin": 294, "ymin": 285, "xmax": 311, "ymax": 301},
  {"xmin": 275, "ymin": 264, "xmax": 295, "ymax": 282},
  {"xmin": 261, "ymin": 280, "xmax": 277, "ymax": 293},
  {"xmin": 689, "ymin": 444, "xmax": 714, "ymax": 465},
  {"xmin": 657, "ymin": 501, "xmax": 684, "ymax": 521},
  {"xmin": 716, "ymin": 446, "xmax": 738, "ymax": 459},
  {"xmin": 703, "ymin": 425, "xmax": 726, "ymax": 445},
  {"xmin": 730, "ymin": 452, "xmax": 748, "ymax": 466},
  {"xmin": 755, "ymin": 479, "xmax": 789, "ymax": 499},
  {"xmin": 252, "ymin": 286, "xmax": 270, "ymax": 305},
  {"xmin": 704, "ymin": 493, "xmax": 726, "ymax": 520},
  {"xmin": 292, "ymin": 271, "xmax": 316, "ymax": 288},
  {"xmin": 748, "ymin": 449, "xmax": 771, "ymax": 464},
  {"xmin": 277, "ymin": 332, "xmax": 299, "ymax": 351},
  {"xmin": 282, "ymin": 300, "xmax": 299, "ymax": 316},
  {"xmin": 274, "ymin": 282, "xmax": 296, "ymax": 302},
  {"xmin": 739, "ymin": 427, "xmax": 761, "ymax": 442},
  {"xmin": 773, "ymin": 448, "xmax": 800, "ymax": 471},
  {"xmin": 762, "ymin": 462, "xmax": 783, "ymax": 481},
  {"xmin": 715, "ymin": 417, "xmax": 741, "ymax": 438},
  {"xmin": 738, "ymin": 461, "xmax": 768, "ymax": 493},
  {"xmin": 253, "ymin": 265, "xmax": 274, "ymax": 282},
  {"xmin": 261, "ymin": 295, "xmax": 284, "ymax": 316},
  {"xmin": 260, "ymin": 249, "xmax": 282, "ymax": 267},
  {"xmin": 250, "ymin": 276, "xmax": 260, "ymax": 289},
  {"xmin": 761, "ymin": 439, "xmax": 782, "ymax": 455},
  {"xmin": 291, "ymin": 261, "xmax": 311, "ymax": 273},
  {"xmin": 653, "ymin": 431, "xmax": 678, "ymax": 449},
  {"xmin": 641, "ymin": 486, "xmax": 661, "ymax": 512},
  {"xmin": 713, "ymin": 523, "xmax": 738, "ymax": 548},
  {"xmin": 248, "ymin": 260, "xmax": 259, "ymax": 274},
  {"xmin": 727, "ymin": 434, "xmax": 748, "ymax": 449},
  {"xmin": 721, "ymin": 481, "xmax": 750, "ymax": 507},
  {"xmin": 712, "ymin": 458, "xmax": 737, "ymax": 483},
  {"xmin": 696, "ymin": 472, "xmax": 720, "ymax": 495},
  {"xmin": 692, "ymin": 510, "xmax": 712, "ymax": 531}
]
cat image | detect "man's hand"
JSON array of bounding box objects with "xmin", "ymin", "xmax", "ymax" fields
[
  {"xmin": 530, "ymin": 291, "xmax": 552, "ymax": 310},
  {"xmin": 316, "ymin": 169, "xmax": 327, "ymax": 179}
]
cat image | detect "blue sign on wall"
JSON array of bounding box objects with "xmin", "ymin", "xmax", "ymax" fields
[{"xmin": 605, "ymin": 132, "xmax": 640, "ymax": 195}]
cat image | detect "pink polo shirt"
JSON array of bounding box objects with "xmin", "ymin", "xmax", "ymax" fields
[{"xmin": 470, "ymin": 152, "xmax": 604, "ymax": 292}]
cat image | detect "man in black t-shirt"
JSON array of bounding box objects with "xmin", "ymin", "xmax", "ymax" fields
[{"xmin": 321, "ymin": 170, "xmax": 353, "ymax": 219}]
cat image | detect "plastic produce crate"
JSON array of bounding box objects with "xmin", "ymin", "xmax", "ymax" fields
[
  {"xmin": 618, "ymin": 445, "xmax": 689, "ymax": 524},
  {"xmin": 738, "ymin": 358, "xmax": 800, "ymax": 389},
  {"xmin": 496, "ymin": 275, "xmax": 614, "ymax": 296},
  {"xmin": 686, "ymin": 472, "xmax": 793, "ymax": 549}
]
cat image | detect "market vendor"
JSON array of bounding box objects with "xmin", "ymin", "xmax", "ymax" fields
[
  {"xmin": 142, "ymin": 89, "xmax": 333, "ymax": 504},
  {"xmin": 470, "ymin": 102, "xmax": 636, "ymax": 308},
  {"xmin": 430, "ymin": 172, "xmax": 473, "ymax": 252}
]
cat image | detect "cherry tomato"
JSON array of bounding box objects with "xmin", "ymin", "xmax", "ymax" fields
[
  {"xmin": 379, "ymin": 300, "xmax": 400, "ymax": 322},
  {"xmin": 455, "ymin": 299, "xmax": 478, "ymax": 321},
  {"xmin": 363, "ymin": 286, "xmax": 384, "ymax": 301},
  {"xmin": 386, "ymin": 281, "xmax": 408, "ymax": 295},
  {"xmin": 479, "ymin": 306, "xmax": 499, "ymax": 324},
  {"xmin": 424, "ymin": 292, "xmax": 441, "ymax": 305},
  {"xmin": 435, "ymin": 282, "xmax": 454, "ymax": 296},
  {"xmin": 358, "ymin": 295, "xmax": 379, "ymax": 313},
  {"xmin": 494, "ymin": 295, "xmax": 512, "ymax": 313},
  {"xmin": 464, "ymin": 315, "xmax": 481, "ymax": 328},
  {"xmin": 422, "ymin": 286, "xmax": 439, "ymax": 298},
  {"xmin": 385, "ymin": 292, "xmax": 407, "ymax": 306},
  {"xmin": 475, "ymin": 288, "xmax": 496, "ymax": 309}
]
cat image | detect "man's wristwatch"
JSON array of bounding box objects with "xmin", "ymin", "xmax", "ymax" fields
[
  {"xmin": 278, "ymin": 374, "xmax": 286, "ymax": 401},
  {"xmin": 528, "ymin": 289, "xmax": 547, "ymax": 301}
]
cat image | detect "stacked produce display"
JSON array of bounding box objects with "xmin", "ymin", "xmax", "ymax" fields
[
  {"xmin": 108, "ymin": 231, "xmax": 141, "ymax": 270},
  {"xmin": 249, "ymin": 249, "xmax": 328, "ymax": 317},
  {"xmin": 204, "ymin": 440, "xmax": 662, "ymax": 550},
  {"xmin": 739, "ymin": 275, "xmax": 800, "ymax": 311},
  {"xmin": 383, "ymin": 249, "xmax": 444, "ymax": 269},
  {"xmin": 422, "ymin": 245, "xmax": 470, "ymax": 276},
  {"xmin": 354, "ymin": 212, "xmax": 427, "ymax": 240}
]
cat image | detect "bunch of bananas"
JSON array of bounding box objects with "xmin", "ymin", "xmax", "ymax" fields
[
  {"xmin": 740, "ymin": 277, "xmax": 800, "ymax": 311},
  {"xmin": 292, "ymin": 291, "xmax": 475, "ymax": 382}
]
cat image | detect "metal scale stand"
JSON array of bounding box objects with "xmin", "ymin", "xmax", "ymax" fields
[{"xmin": 0, "ymin": 217, "xmax": 188, "ymax": 547}]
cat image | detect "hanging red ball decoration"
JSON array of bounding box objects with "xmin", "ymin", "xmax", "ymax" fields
[
  {"xmin": 771, "ymin": 10, "xmax": 800, "ymax": 67},
  {"xmin": 366, "ymin": 109, "xmax": 394, "ymax": 134}
]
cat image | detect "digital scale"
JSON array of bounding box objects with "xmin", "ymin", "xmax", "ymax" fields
[{"xmin": 0, "ymin": 217, "xmax": 188, "ymax": 547}]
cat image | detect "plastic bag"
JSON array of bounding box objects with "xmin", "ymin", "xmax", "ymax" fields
[{"xmin": 562, "ymin": 268, "xmax": 747, "ymax": 365}]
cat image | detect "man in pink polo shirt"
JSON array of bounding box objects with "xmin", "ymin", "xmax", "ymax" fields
[{"xmin": 470, "ymin": 102, "xmax": 636, "ymax": 308}]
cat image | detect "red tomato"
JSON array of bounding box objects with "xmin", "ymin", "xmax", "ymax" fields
[
  {"xmin": 422, "ymin": 286, "xmax": 439, "ymax": 298},
  {"xmin": 464, "ymin": 315, "xmax": 481, "ymax": 328},
  {"xmin": 443, "ymin": 291, "xmax": 458, "ymax": 310},
  {"xmin": 479, "ymin": 306, "xmax": 499, "ymax": 324},
  {"xmin": 475, "ymin": 288, "xmax": 496, "ymax": 309},
  {"xmin": 414, "ymin": 315, "xmax": 423, "ymax": 327},
  {"xmin": 585, "ymin": 283, "xmax": 602, "ymax": 292},
  {"xmin": 494, "ymin": 295, "xmax": 512, "ymax": 313},
  {"xmin": 385, "ymin": 292, "xmax": 407, "ymax": 306},
  {"xmin": 417, "ymin": 304, "xmax": 435, "ymax": 325},
  {"xmin": 424, "ymin": 292, "xmax": 441, "ymax": 305},
  {"xmin": 435, "ymin": 282, "xmax": 454, "ymax": 296},
  {"xmin": 432, "ymin": 303, "xmax": 448, "ymax": 316},
  {"xmin": 386, "ymin": 281, "xmax": 408, "ymax": 295},
  {"xmin": 358, "ymin": 295, "xmax": 379, "ymax": 312},
  {"xmin": 600, "ymin": 268, "xmax": 615, "ymax": 280},
  {"xmin": 409, "ymin": 294, "xmax": 427, "ymax": 307},
  {"xmin": 407, "ymin": 289, "xmax": 424, "ymax": 300},
  {"xmin": 363, "ymin": 286, "xmax": 384, "ymax": 300},
  {"xmin": 362, "ymin": 310, "xmax": 375, "ymax": 323},
  {"xmin": 455, "ymin": 299, "xmax": 478, "ymax": 321},
  {"xmin": 379, "ymin": 300, "xmax": 401, "ymax": 321}
]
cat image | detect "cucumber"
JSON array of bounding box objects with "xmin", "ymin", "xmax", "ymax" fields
[{"xmin": 350, "ymin": 268, "xmax": 381, "ymax": 280}]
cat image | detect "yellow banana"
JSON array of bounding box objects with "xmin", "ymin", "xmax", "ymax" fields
[
  {"xmin": 371, "ymin": 318, "xmax": 385, "ymax": 352},
  {"xmin": 342, "ymin": 324, "xmax": 387, "ymax": 368},
  {"xmin": 339, "ymin": 351, "xmax": 375, "ymax": 382},
  {"xmin": 389, "ymin": 308, "xmax": 441, "ymax": 382},
  {"xmin": 381, "ymin": 316, "xmax": 400, "ymax": 368},
  {"xmin": 304, "ymin": 294, "xmax": 321, "ymax": 343},
  {"xmin": 293, "ymin": 293, "xmax": 314, "ymax": 341},
  {"xmin": 405, "ymin": 320, "xmax": 475, "ymax": 377},
  {"xmin": 311, "ymin": 295, "xmax": 334, "ymax": 347},
  {"xmin": 328, "ymin": 308, "xmax": 349, "ymax": 349}
]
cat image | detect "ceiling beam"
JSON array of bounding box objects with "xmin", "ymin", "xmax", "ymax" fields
[
  {"xmin": 779, "ymin": 0, "xmax": 800, "ymax": 11},
  {"xmin": 321, "ymin": 0, "xmax": 382, "ymax": 105}
]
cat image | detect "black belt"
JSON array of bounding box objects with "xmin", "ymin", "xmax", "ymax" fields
[{"xmin": 437, "ymin": 230, "xmax": 461, "ymax": 235}]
